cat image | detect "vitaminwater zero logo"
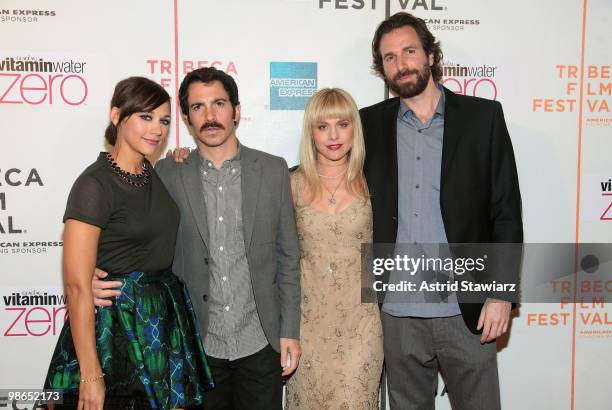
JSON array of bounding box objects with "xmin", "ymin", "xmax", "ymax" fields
[
  {"xmin": 0, "ymin": 54, "xmax": 89, "ymax": 106},
  {"xmin": 580, "ymin": 174, "xmax": 612, "ymax": 223},
  {"xmin": 2, "ymin": 290, "xmax": 67, "ymax": 337},
  {"xmin": 440, "ymin": 61, "xmax": 498, "ymax": 100},
  {"xmin": 600, "ymin": 179, "xmax": 612, "ymax": 221},
  {"xmin": 269, "ymin": 62, "xmax": 317, "ymax": 111}
]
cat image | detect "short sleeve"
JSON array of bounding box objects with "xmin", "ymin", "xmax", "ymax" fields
[{"xmin": 63, "ymin": 173, "xmax": 112, "ymax": 228}]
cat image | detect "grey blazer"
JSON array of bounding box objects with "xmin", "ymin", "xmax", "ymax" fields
[{"xmin": 155, "ymin": 145, "xmax": 301, "ymax": 352}]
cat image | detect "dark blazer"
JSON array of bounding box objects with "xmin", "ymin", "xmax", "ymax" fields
[
  {"xmin": 155, "ymin": 146, "xmax": 301, "ymax": 352},
  {"xmin": 360, "ymin": 86, "xmax": 523, "ymax": 333}
]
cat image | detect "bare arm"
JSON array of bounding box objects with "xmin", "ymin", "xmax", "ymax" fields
[{"xmin": 63, "ymin": 219, "xmax": 105, "ymax": 408}]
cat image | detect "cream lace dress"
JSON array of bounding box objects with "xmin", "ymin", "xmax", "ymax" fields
[{"xmin": 285, "ymin": 175, "xmax": 384, "ymax": 410}]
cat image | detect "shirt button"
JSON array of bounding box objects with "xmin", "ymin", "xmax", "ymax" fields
[
  {"xmin": 219, "ymin": 246, "xmax": 224, "ymax": 251},
  {"xmin": 222, "ymin": 276, "xmax": 227, "ymax": 281},
  {"xmin": 218, "ymin": 216, "xmax": 224, "ymax": 222},
  {"xmin": 224, "ymin": 305, "xmax": 230, "ymax": 311},
  {"xmin": 231, "ymin": 168, "xmax": 236, "ymax": 174},
  {"xmin": 414, "ymin": 212, "xmax": 419, "ymax": 217},
  {"xmin": 207, "ymin": 162, "xmax": 213, "ymax": 168},
  {"xmin": 203, "ymin": 171, "xmax": 208, "ymax": 176},
  {"xmin": 218, "ymin": 186, "xmax": 223, "ymax": 191},
  {"xmin": 418, "ymin": 129, "xmax": 423, "ymax": 133},
  {"xmin": 416, "ymin": 184, "xmax": 420, "ymax": 189},
  {"xmin": 416, "ymin": 156, "xmax": 421, "ymax": 160}
]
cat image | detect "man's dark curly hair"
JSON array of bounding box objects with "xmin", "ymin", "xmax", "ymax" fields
[{"xmin": 371, "ymin": 12, "xmax": 443, "ymax": 82}]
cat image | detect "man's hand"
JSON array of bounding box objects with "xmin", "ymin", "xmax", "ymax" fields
[
  {"xmin": 280, "ymin": 338, "xmax": 301, "ymax": 377},
  {"xmin": 477, "ymin": 298, "xmax": 511, "ymax": 344},
  {"xmin": 165, "ymin": 147, "xmax": 191, "ymax": 163},
  {"xmin": 92, "ymin": 268, "xmax": 122, "ymax": 307}
]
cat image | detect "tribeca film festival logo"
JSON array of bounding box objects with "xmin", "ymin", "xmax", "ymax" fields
[
  {"xmin": 0, "ymin": 53, "xmax": 89, "ymax": 106},
  {"xmin": 0, "ymin": 8, "xmax": 56, "ymax": 24},
  {"xmin": 145, "ymin": 58, "xmax": 238, "ymax": 89},
  {"xmin": 1, "ymin": 289, "xmax": 67, "ymax": 337},
  {"xmin": 269, "ymin": 62, "xmax": 317, "ymax": 111},
  {"xmin": 0, "ymin": 168, "xmax": 42, "ymax": 236},
  {"xmin": 530, "ymin": 277, "xmax": 612, "ymax": 339},
  {"xmin": 522, "ymin": 244, "xmax": 612, "ymax": 339},
  {"xmin": 317, "ymin": 0, "xmax": 480, "ymax": 31},
  {"xmin": 440, "ymin": 60, "xmax": 498, "ymax": 100},
  {"xmin": 0, "ymin": 167, "xmax": 62, "ymax": 254},
  {"xmin": 318, "ymin": 0, "xmax": 445, "ymax": 11},
  {"xmin": 532, "ymin": 64, "xmax": 610, "ymax": 127}
]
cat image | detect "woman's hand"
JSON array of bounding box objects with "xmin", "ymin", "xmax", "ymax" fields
[{"xmin": 77, "ymin": 376, "xmax": 105, "ymax": 410}]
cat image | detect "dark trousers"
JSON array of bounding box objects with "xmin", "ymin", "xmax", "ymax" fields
[
  {"xmin": 201, "ymin": 344, "xmax": 283, "ymax": 410},
  {"xmin": 382, "ymin": 313, "xmax": 500, "ymax": 410}
]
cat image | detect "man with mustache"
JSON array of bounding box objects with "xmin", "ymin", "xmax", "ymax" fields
[
  {"xmin": 94, "ymin": 67, "xmax": 301, "ymax": 410},
  {"xmin": 360, "ymin": 12, "xmax": 522, "ymax": 410}
]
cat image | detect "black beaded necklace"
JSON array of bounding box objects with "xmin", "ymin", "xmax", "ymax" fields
[{"xmin": 104, "ymin": 152, "xmax": 150, "ymax": 187}]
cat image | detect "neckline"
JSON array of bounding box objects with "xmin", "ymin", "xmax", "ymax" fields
[
  {"xmin": 296, "ymin": 198, "xmax": 364, "ymax": 217},
  {"xmin": 102, "ymin": 152, "xmax": 147, "ymax": 176},
  {"xmin": 99, "ymin": 151, "xmax": 150, "ymax": 187}
]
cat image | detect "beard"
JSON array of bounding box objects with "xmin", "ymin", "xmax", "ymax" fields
[{"xmin": 385, "ymin": 61, "xmax": 431, "ymax": 99}]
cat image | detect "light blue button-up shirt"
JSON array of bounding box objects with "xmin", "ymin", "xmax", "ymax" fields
[{"xmin": 382, "ymin": 84, "xmax": 461, "ymax": 318}]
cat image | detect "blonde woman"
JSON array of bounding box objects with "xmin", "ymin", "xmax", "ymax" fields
[{"xmin": 285, "ymin": 88, "xmax": 383, "ymax": 409}]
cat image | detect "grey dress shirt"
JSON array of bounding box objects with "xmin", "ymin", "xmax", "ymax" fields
[
  {"xmin": 382, "ymin": 84, "xmax": 462, "ymax": 318},
  {"xmin": 199, "ymin": 149, "xmax": 268, "ymax": 360}
]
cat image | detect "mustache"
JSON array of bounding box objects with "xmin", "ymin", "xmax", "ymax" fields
[
  {"xmin": 200, "ymin": 121, "xmax": 225, "ymax": 132},
  {"xmin": 394, "ymin": 68, "xmax": 419, "ymax": 81}
]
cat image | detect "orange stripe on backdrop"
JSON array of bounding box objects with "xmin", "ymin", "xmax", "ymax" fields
[
  {"xmin": 173, "ymin": 0, "xmax": 181, "ymax": 147},
  {"xmin": 571, "ymin": 1, "xmax": 588, "ymax": 409}
]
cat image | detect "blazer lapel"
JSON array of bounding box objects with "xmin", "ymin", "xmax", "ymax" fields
[
  {"xmin": 240, "ymin": 147, "xmax": 262, "ymax": 252},
  {"xmin": 180, "ymin": 150, "xmax": 209, "ymax": 248},
  {"xmin": 441, "ymin": 86, "xmax": 461, "ymax": 190}
]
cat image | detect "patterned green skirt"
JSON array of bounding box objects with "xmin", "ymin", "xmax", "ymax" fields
[{"xmin": 45, "ymin": 271, "xmax": 214, "ymax": 409}]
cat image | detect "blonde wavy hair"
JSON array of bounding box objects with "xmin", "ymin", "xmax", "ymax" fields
[{"xmin": 298, "ymin": 88, "xmax": 368, "ymax": 201}]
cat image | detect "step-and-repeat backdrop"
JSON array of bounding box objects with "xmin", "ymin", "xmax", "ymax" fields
[{"xmin": 0, "ymin": 1, "xmax": 610, "ymax": 409}]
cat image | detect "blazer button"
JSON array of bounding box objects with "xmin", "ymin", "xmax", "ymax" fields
[
  {"xmin": 202, "ymin": 294, "xmax": 208, "ymax": 302},
  {"xmin": 392, "ymin": 216, "xmax": 397, "ymax": 221},
  {"xmin": 204, "ymin": 257, "xmax": 209, "ymax": 265}
]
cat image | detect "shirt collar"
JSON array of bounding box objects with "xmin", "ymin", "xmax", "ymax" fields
[{"xmin": 199, "ymin": 140, "xmax": 242, "ymax": 169}]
